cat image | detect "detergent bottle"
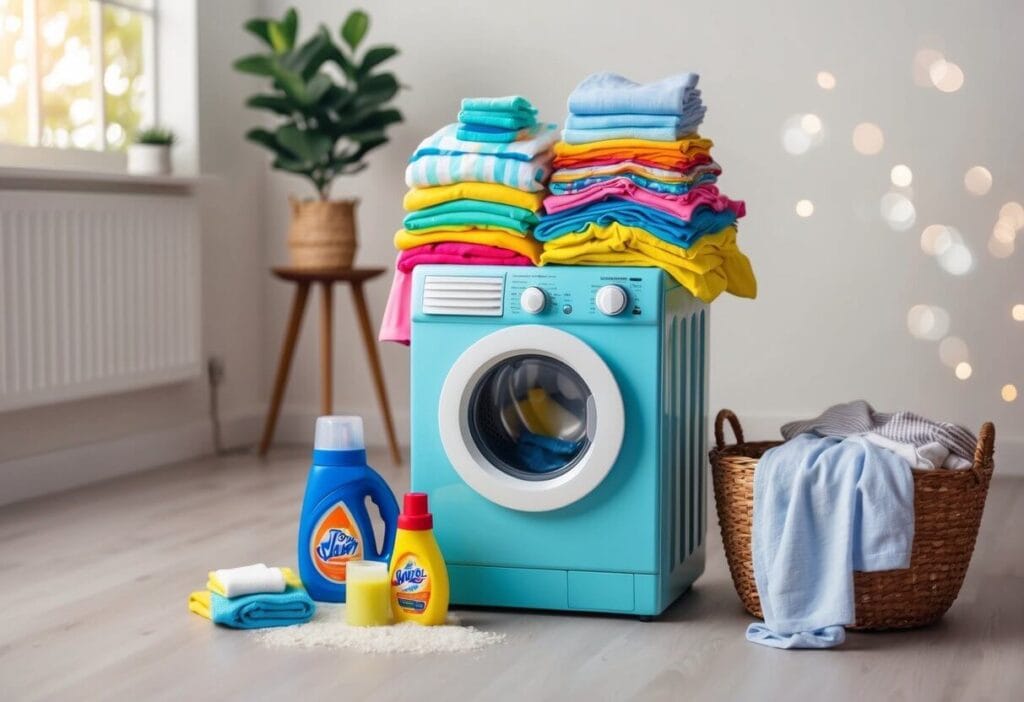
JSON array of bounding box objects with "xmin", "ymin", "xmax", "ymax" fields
[
  {"xmin": 389, "ymin": 492, "xmax": 450, "ymax": 625},
  {"xmin": 297, "ymin": 416, "xmax": 400, "ymax": 602}
]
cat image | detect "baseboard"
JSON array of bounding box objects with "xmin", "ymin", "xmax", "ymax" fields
[{"xmin": 0, "ymin": 404, "xmax": 411, "ymax": 507}]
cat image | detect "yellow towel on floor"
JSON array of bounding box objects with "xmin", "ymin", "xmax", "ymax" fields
[
  {"xmin": 394, "ymin": 228, "xmax": 543, "ymax": 263},
  {"xmin": 540, "ymin": 224, "xmax": 756, "ymax": 302},
  {"xmin": 403, "ymin": 182, "xmax": 545, "ymax": 212},
  {"xmin": 206, "ymin": 567, "xmax": 301, "ymax": 598},
  {"xmin": 188, "ymin": 590, "xmax": 214, "ymax": 620}
]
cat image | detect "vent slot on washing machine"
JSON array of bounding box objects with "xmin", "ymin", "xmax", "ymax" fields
[{"xmin": 422, "ymin": 275, "xmax": 505, "ymax": 317}]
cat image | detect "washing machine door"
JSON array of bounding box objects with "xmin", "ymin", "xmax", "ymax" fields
[{"xmin": 438, "ymin": 325, "xmax": 624, "ymax": 512}]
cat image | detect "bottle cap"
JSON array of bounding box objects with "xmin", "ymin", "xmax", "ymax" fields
[
  {"xmin": 397, "ymin": 492, "xmax": 433, "ymax": 530},
  {"xmin": 314, "ymin": 416, "xmax": 365, "ymax": 451}
]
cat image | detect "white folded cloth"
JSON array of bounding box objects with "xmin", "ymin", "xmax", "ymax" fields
[{"xmin": 208, "ymin": 563, "xmax": 287, "ymax": 598}]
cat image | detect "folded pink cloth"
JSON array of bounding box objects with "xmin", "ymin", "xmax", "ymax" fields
[
  {"xmin": 543, "ymin": 181, "xmax": 746, "ymax": 221},
  {"xmin": 379, "ymin": 243, "xmax": 535, "ymax": 345}
]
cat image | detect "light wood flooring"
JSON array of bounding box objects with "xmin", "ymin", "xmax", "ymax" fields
[{"xmin": 1, "ymin": 447, "xmax": 1021, "ymax": 701}]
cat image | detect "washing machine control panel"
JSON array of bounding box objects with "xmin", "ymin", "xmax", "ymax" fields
[
  {"xmin": 519, "ymin": 286, "xmax": 546, "ymax": 314},
  {"xmin": 503, "ymin": 270, "xmax": 657, "ymax": 323}
]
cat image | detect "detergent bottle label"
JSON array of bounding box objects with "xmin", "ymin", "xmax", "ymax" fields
[
  {"xmin": 310, "ymin": 502, "xmax": 363, "ymax": 583},
  {"xmin": 391, "ymin": 553, "xmax": 430, "ymax": 614}
]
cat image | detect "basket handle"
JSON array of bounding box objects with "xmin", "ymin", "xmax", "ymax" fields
[
  {"xmin": 714, "ymin": 409, "xmax": 745, "ymax": 449},
  {"xmin": 971, "ymin": 422, "xmax": 995, "ymax": 483}
]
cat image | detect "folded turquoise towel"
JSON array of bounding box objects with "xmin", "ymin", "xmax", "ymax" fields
[
  {"xmin": 458, "ymin": 110, "xmax": 536, "ymax": 130},
  {"xmin": 404, "ymin": 199, "xmax": 540, "ymax": 229},
  {"xmin": 565, "ymin": 108, "xmax": 701, "ymax": 130},
  {"xmin": 460, "ymin": 95, "xmax": 538, "ymax": 114},
  {"xmin": 403, "ymin": 209, "xmax": 536, "ymax": 233},
  {"xmin": 746, "ymin": 435, "xmax": 914, "ymax": 649},
  {"xmin": 568, "ymin": 72, "xmax": 700, "ymax": 116},
  {"xmin": 204, "ymin": 585, "xmax": 315, "ymax": 629},
  {"xmin": 562, "ymin": 120, "xmax": 705, "ymax": 145},
  {"xmin": 456, "ymin": 125, "xmax": 524, "ymax": 143}
]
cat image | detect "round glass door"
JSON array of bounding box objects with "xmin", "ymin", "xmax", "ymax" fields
[{"xmin": 438, "ymin": 325, "xmax": 624, "ymax": 512}]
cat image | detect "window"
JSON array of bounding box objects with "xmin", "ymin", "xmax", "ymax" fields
[{"xmin": 0, "ymin": 0, "xmax": 155, "ymax": 153}]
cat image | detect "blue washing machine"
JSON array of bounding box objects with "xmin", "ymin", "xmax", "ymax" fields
[{"xmin": 410, "ymin": 265, "xmax": 708, "ymax": 616}]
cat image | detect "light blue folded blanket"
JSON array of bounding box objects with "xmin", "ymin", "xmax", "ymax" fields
[
  {"xmin": 568, "ymin": 72, "xmax": 700, "ymax": 116},
  {"xmin": 564, "ymin": 102, "xmax": 702, "ymax": 129},
  {"xmin": 549, "ymin": 172, "xmax": 717, "ymax": 196},
  {"xmin": 534, "ymin": 200, "xmax": 738, "ymax": 246},
  {"xmin": 562, "ymin": 117, "xmax": 706, "ymax": 145},
  {"xmin": 747, "ymin": 434, "xmax": 914, "ymax": 649},
  {"xmin": 207, "ymin": 585, "xmax": 316, "ymax": 629}
]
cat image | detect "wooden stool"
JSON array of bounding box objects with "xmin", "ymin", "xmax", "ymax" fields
[{"xmin": 258, "ymin": 266, "xmax": 402, "ymax": 464}]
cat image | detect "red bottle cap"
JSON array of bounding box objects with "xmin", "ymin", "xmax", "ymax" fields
[{"xmin": 397, "ymin": 492, "xmax": 433, "ymax": 530}]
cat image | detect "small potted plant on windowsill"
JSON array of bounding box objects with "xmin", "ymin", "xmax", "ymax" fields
[
  {"xmin": 234, "ymin": 7, "xmax": 403, "ymax": 270},
  {"xmin": 127, "ymin": 127, "xmax": 176, "ymax": 176}
]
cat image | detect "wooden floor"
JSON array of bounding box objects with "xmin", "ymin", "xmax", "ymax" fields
[{"xmin": 1, "ymin": 448, "xmax": 1021, "ymax": 702}]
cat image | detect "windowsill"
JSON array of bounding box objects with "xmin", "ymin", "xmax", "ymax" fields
[{"xmin": 0, "ymin": 165, "xmax": 211, "ymax": 194}]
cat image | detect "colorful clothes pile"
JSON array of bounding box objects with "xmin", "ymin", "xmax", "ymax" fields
[
  {"xmin": 380, "ymin": 96, "xmax": 557, "ymax": 344},
  {"xmin": 537, "ymin": 73, "xmax": 756, "ymax": 303}
]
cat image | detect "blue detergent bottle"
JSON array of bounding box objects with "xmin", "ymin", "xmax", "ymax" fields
[{"xmin": 297, "ymin": 416, "xmax": 400, "ymax": 602}]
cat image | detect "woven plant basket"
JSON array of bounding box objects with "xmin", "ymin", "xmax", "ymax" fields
[
  {"xmin": 287, "ymin": 197, "xmax": 358, "ymax": 269},
  {"xmin": 709, "ymin": 408, "xmax": 995, "ymax": 630}
]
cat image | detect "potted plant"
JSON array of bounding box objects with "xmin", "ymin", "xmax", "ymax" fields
[
  {"xmin": 235, "ymin": 7, "xmax": 403, "ymax": 269},
  {"xmin": 127, "ymin": 127, "xmax": 175, "ymax": 175}
]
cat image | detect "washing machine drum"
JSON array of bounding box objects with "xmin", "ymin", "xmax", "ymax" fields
[{"xmin": 439, "ymin": 326, "xmax": 625, "ymax": 512}]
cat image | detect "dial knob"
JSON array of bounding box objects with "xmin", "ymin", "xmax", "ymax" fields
[
  {"xmin": 520, "ymin": 286, "xmax": 546, "ymax": 314},
  {"xmin": 595, "ymin": 285, "xmax": 628, "ymax": 316}
]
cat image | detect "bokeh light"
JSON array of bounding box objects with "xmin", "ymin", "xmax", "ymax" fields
[
  {"xmin": 938, "ymin": 336, "xmax": 969, "ymax": 368},
  {"xmin": 795, "ymin": 199, "xmax": 814, "ymax": 217},
  {"xmin": 999, "ymin": 202, "xmax": 1024, "ymax": 229},
  {"xmin": 993, "ymin": 219, "xmax": 1017, "ymax": 244},
  {"xmin": 913, "ymin": 48, "xmax": 945, "ymax": 87},
  {"xmin": 988, "ymin": 237, "xmax": 1015, "ymax": 258},
  {"xmin": 880, "ymin": 193, "xmax": 916, "ymax": 231},
  {"xmin": 816, "ymin": 71, "xmax": 836, "ymax": 90},
  {"xmin": 938, "ymin": 242, "xmax": 975, "ymax": 275},
  {"xmin": 890, "ymin": 164, "xmax": 913, "ymax": 187},
  {"xmin": 907, "ymin": 304, "xmax": 950, "ymax": 341},
  {"xmin": 782, "ymin": 114, "xmax": 825, "ymax": 155},
  {"xmin": 955, "ymin": 362, "xmax": 973, "ymax": 380},
  {"xmin": 1003, "ymin": 384, "xmax": 1019, "ymax": 402},
  {"xmin": 964, "ymin": 166, "xmax": 992, "ymax": 196},
  {"xmin": 1013, "ymin": 304, "xmax": 1024, "ymax": 321},
  {"xmin": 920, "ymin": 224, "xmax": 953, "ymax": 256},
  {"xmin": 852, "ymin": 122, "xmax": 884, "ymax": 155},
  {"xmin": 929, "ymin": 59, "xmax": 965, "ymax": 93},
  {"xmin": 800, "ymin": 113, "xmax": 823, "ymax": 135}
]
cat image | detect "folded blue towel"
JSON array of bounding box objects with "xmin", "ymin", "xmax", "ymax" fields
[
  {"xmin": 456, "ymin": 124, "xmax": 525, "ymax": 143},
  {"xmin": 533, "ymin": 200, "xmax": 738, "ymax": 246},
  {"xmin": 561, "ymin": 118, "xmax": 706, "ymax": 145},
  {"xmin": 568, "ymin": 72, "xmax": 700, "ymax": 116},
  {"xmin": 565, "ymin": 104, "xmax": 702, "ymax": 130},
  {"xmin": 460, "ymin": 95, "xmax": 538, "ymax": 114},
  {"xmin": 200, "ymin": 584, "xmax": 316, "ymax": 629},
  {"xmin": 457, "ymin": 109, "xmax": 537, "ymax": 130},
  {"xmin": 746, "ymin": 434, "xmax": 914, "ymax": 649},
  {"xmin": 549, "ymin": 172, "xmax": 717, "ymax": 196}
]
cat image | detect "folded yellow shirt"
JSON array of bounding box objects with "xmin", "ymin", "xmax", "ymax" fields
[
  {"xmin": 539, "ymin": 224, "xmax": 756, "ymax": 302},
  {"xmin": 403, "ymin": 183, "xmax": 545, "ymax": 213},
  {"xmin": 403, "ymin": 223, "xmax": 528, "ymax": 238},
  {"xmin": 394, "ymin": 228, "xmax": 542, "ymax": 263},
  {"xmin": 553, "ymin": 137, "xmax": 714, "ymax": 170}
]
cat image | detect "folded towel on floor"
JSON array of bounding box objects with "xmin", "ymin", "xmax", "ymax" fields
[
  {"xmin": 533, "ymin": 199, "xmax": 740, "ymax": 246},
  {"xmin": 542, "ymin": 182, "xmax": 745, "ymax": 223},
  {"xmin": 207, "ymin": 564, "xmax": 299, "ymax": 598},
  {"xmin": 410, "ymin": 123, "xmax": 559, "ymax": 162},
  {"xmin": 405, "ymin": 153, "xmax": 551, "ymax": 192},
  {"xmin": 747, "ymin": 434, "xmax": 914, "ymax": 649},
  {"xmin": 567, "ymin": 72, "xmax": 700, "ymax": 116},
  {"xmin": 549, "ymin": 171, "xmax": 718, "ymax": 196},
  {"xmin": 539, "ymin": 224, "xmax": 756, "ymax": 302},
  {"xmin": 403, "ymin": 200, "xmax": 540, "ymax": 232},
  {"xmin": 403, "ymin": 182, "xmax": 544, "ymax": 212},
  {"xmin": 781, "ymin": 400, "xmax": 977, "ymax": 469},
  {"xmin": 188, "ymin": 583, "xmax": 316, "ymax": 629}
]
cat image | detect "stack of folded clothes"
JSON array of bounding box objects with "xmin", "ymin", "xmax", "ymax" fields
[
  {"xmin": 188, "ymin": 563, "xmax": 316, "ymax": 629},
  {"xmin": 380, "ymin": 96, "xmax": 557, "ymax": 344},
  {"xmin": 536, "ymin": 73, "xmax": 757, "ymax": 303}
]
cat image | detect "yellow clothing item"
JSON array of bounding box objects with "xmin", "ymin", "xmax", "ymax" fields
[
  {"xmin": 188, "ymin": 590, "xmax": 213, "ymax": 620},
  {"xmin": 206, "ymin": 567, "xmax": 301, "ymax": 598},
  {"xmin": 540, "ymin": 224, "xmax": 756, "ymax": 303},
  {"xmin": 403, "ymin": 223, "xmax": 528, "ymax": 238},
  {"xmin": 394, "ymin": 228, "xmax": 542, "ymax": 263},
  {"xmin": 403, "ymin": 182, "xmax": 545, "ymax": 212},
  {"xmin": 550, "ymin": 165, "xmax": 695, "ymax": 184},
  {"xmin": 553, "ymin": 137, "xmax": 714, "ymax": 170}
]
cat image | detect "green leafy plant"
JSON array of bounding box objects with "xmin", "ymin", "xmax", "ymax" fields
[
  {"xmin": 234, "ymin": 7, "xmax": 403, "ymax": 200},
  {"xmin": 135, "ymin": 126, "xmax": 176, "ymax": 146}
]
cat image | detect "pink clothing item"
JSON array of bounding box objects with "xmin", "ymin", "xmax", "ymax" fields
[
  {"xmin": 543, "ymin": 181, "xmax": 746, "ymax": 220},
  {"xmin": 378, "ymin": 244, "xmax": 535, "ymax": 345}
]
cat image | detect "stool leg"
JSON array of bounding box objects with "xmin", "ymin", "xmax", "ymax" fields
[
  {"xmin": 259, "ymin": 281, "xmax": 311, "ymax": 456},
  {"xmin": 320, "ymin": 281, "xmax": 333, "ymax": 416},
  {"xmin": 351, "ymin": 281, "xmax": 402, "ymax": 465}
]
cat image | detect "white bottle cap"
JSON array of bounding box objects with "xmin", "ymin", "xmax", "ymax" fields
[{"xmin": 314, "ymin": 415, "xmax": 365, "ymax": 451}]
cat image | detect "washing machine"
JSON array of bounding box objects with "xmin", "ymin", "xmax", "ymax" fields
[{"xmin": 410, "ymin": 265, "xmax": 708, "ymax": 616}]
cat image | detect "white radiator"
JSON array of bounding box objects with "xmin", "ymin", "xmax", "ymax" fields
[{"xmin": 0, "ymin": 190, "xmax": 201, "ymax": 411}]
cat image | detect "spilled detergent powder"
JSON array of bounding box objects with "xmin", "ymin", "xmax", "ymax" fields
[{"xmin": 255, "ymin": 604, "xmax": 505, "ymax": 655}]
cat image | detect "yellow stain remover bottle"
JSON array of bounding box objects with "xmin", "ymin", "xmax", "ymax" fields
[{"xmin": 389, "ymin": 492, "xmax": 449, "ymax": 625}]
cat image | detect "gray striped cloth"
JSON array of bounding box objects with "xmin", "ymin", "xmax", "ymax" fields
[{"xmin": 781, "ymin": 400, "xmax": 977, "ymax": 465}]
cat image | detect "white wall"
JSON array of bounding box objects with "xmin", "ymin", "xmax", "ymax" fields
[
  {"xmin": 259, "ymin": 0, "xmax": 1023, "ymax": 454},
  {"xmin": 0, "ymin": 1, "xmax": 267, "ymax": 493}
]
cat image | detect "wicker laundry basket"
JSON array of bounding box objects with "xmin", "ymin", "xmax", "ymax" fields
[{"xmin": 708, "ymin": 409, "xmax": 995, "ymax": 630}]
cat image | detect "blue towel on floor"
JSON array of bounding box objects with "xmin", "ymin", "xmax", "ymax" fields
[
  {"xmin": 567, "ymin": 72, "xmax": 700, "ymax": 116},
  {"xmin": 747, "ymin": 434, "xmax": 914, "ymax": 649},
  {"xmin": 205, "ymin": 585, "xmax": 315, "ymax": 629},
  {"xmin": 533, "ymin": 200, "xmax": 738, "ymax": 246}
]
